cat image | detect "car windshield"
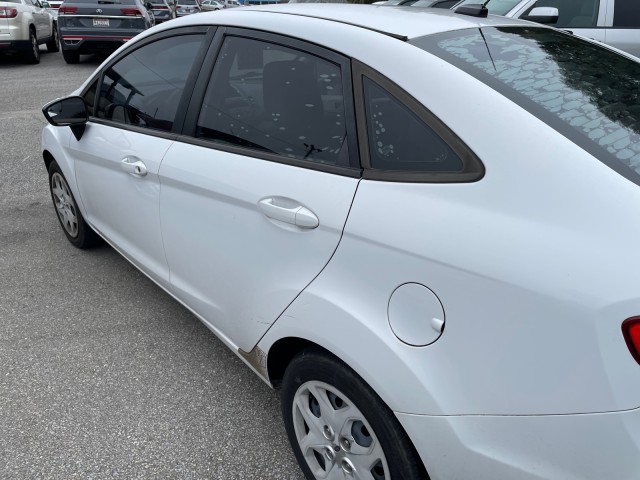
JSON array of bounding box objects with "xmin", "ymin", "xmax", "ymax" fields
[
  {"xmin": 454, "ymin": 0, "xmax": 522, "ymax": 15},
  {"xmin": 178, "ymin": 0, "xmax": 197, "ymax": 4},
  {"xmin": 412, "ymin": 27, "xmax": 640, "ymax": 185}
]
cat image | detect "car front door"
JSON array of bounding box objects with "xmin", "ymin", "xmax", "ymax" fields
[
  {"xmin": 514, "ymin": 0, "xmax": 607, "ymax": 45},
  {"xmin": 159, "ymin": 30, "xmax": 361, "ymax": 351},
  {"xmin": 69, "ymin": 30, "xmax": 210, "ymax": 283}
]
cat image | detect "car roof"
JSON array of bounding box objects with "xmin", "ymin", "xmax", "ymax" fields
[{"xmin": 174, "ymin": 4, "xmax": 531, "ymax": 40}]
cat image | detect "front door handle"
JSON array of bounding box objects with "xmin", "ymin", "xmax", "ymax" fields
[
  {"xmin": 258, "ymin": 197, "xmax": 319, "ymax": 229},
  {"xmin": 120, "ymin": 156, "xmax": 148, "ymax": 177}
]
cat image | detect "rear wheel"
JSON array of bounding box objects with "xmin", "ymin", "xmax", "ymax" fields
[
  {"xmin": 281, "ymin": 350, "xmax": 429, "ymax": 480},
  {"xmin": 62, "ymin": 48, "xmax": 80, "ymax": 64},
  {"xmin": 46, "ymin": 23, "xmax": 60, "ymax": 52},
  {"xmin": 24, "ymin": 28, "xmax": 40, "ymax": 64},
  {"xmin": 48, "ymin": 161, "xmax": 101, "ymax": 249}
]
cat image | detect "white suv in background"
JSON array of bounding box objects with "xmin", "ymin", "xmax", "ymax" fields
[
  {"xmin": 453, "ymin": 0, "xmax": 640, "ymax": 58},
  {"xmin": 0, "ymin": 0, "xmax": 59, "ymax": 63}
]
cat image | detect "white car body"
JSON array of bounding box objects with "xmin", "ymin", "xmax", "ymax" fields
[{"xmin": 41, "ymin": 5, "xmax": 640, "ymax": 479}]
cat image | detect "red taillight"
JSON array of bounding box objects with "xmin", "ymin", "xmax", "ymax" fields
[
  {"xmin": 0, "ymin": 7, "xmax": 18, "ymax": 18},
  {"xmin": 120, "ymin": 7, "xmax": 142, "ymax": 15},
  {"xmin": 622, "ymin": 317, "xmax": 640, "ymax": 365},
  {"xmin": 58, "ymin": 5, "xmax": 78, "ymax": 13}
]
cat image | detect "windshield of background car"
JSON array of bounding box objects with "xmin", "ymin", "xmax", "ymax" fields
[
  {"xmin": 411, "ymin": 26, "xmax": 640, "ymax": 185},
  {"xmin": 454, "ymin": 0, "xmax": 522, "ymax": 15}
]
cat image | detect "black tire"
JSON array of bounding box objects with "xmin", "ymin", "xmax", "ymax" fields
[
  {"xmin": 62, "ymin": 48, "xmax": 80, "ymax": 64},
  {"xmin": 24, "ymin": 28, "xmax": 40, "ymax": 64},
  {"xmin": 281, "ymin": 349, "xmax": 429, "ymax": 480},
  {"xmin": 48, "ymin": 161, "xmax": 101, "ymax": 249},
  {"xmin": 46, "ymin": 23, "xmax": 60, "ymax": 53}
]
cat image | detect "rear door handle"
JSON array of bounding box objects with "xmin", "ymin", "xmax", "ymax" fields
[
  {"xmin": 120, "ymin": 156, "xmax": 148, "ymax": 177},
  {"xmin": 258, "ymin": 197, "xmax": 319, "ymax": 229}
]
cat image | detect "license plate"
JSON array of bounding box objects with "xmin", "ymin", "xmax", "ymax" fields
[{"xmin": 93, "ymin": 18, "xmax": 109, "ymax": 27}]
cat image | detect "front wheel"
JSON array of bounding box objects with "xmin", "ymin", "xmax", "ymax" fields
[
  {"xmin": 48, "ymin": 161, "xmax": 101, "ymax": 249},
  {"xmin": 281, "ymin": 350, "xmax": 429, "ymax": 480}
]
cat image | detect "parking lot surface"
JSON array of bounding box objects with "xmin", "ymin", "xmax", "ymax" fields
[{"xmin": 0, "ymin": 49, "xmax": 303, "ymax": 479}]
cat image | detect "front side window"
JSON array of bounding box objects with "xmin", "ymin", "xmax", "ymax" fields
[
  {"xmin": 196, "ymin": 36, "xmax": 349, "ymax": 166},
  {"xmin": 96, "ymin": 34, "xmax": 204, "ymax": 132},
  {"xmin": 613, "ymin": 0, "xmax": 640, "ymax": 27},
  {"xmin": 363, "ymin": 78, "xmax": 464, "ymax": 172},
  {"xmin": 412, "ymin": 27, "xmax": 640, "ymax": 185},
  {"xmin": 522, "ymin": 0, "xmax": 599, "ymax": 28}
]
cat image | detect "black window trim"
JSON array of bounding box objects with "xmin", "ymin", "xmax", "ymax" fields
[
  {"xmin": 352, "ymin": 60, "xmax": 484, "ymax": 183},
  {"xmin": 178, "ymin": 26, "xmax": 362, "ymax": 179},
  {"xmin": 82, "ymin": 25, "xmax": 215, "ymax": 140}
]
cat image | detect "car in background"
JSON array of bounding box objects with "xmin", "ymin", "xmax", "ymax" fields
[
  {"xmin": 175, "ymin": 0, "xmax": 199, "ymax": 16},
  {"xmin": 41, "ymin": 4, "xmax": 640, "ymax": 480},
  {"xmin": 452, "ymin": 0, "xmax": 640, "ymax": 58},
  {"xmin": 373, "ymin": 0, "xmax": 418, "ymax": 5},
  {"xmin": 200, "ymin": 0, "xmax": 224, "ymax": 10},
  {"xmin": 148, "ymin": 0, "xmax": 175, "ymax": 23},
  {"xmin": 57, "ymin": 0, "xmax": 153, "ymax": 64},
  {"xmin": 0, "ymin": 0, "xmax": 58, "ymax": 63},
  {"xmin": 410, "ymin": 0, "xmax": 458, "ymax": 7}
]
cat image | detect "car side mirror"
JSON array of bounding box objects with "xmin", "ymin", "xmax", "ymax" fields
[
  {"xmin": 43, "ymin": 96, "xmax": 88, "ymax": 140},
  {"xmin": 522, "ymin": 6, "xmax": 559, "ymax": 24},
  {"xmin": 146, "ymin": 1, "xmax": 152, "ymax": 8}
]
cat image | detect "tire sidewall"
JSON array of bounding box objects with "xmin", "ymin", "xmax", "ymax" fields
[
  {"xmin": 281, "ymin": 350, "xmax": 428, "ymax": 480},
  {"xmin": 48, "ymin": 161, "xmax": 90, "ymax": 248},
  {"xmin": 26, "ymin": 28, "xmax": 40, "ymax": 64}
]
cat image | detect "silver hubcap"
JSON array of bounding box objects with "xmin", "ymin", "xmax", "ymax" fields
[
  {"xmin": 51, "ymin": 173, "xmax": 78, "ymax": 237},
  {"xmin": 292, "ymin": 381, "xmax": 389, "ymax": 480}
]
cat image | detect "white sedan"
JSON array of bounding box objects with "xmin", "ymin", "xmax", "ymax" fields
[
  {"xmin": 41, "ymin": 5, "xmax": 640, "ymax": 480},
  {"xmin": 200, "ymin": 0, "xmax": 224, "ymax": 10}
]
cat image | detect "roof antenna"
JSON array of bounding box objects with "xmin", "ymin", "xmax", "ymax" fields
[{"xmin": 454, "ymin": 0, "xmax": 489, "ymax": 18}]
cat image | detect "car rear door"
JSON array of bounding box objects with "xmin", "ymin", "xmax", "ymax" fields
[
  {"xmin": 158, "ymin": 30, "xmax": 361, "ymax": 351},
  {"xmin": 70, "ymin": 29, "xmax": 210, "ymax": 283}
]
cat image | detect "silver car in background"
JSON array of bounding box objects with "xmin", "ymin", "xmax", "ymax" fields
[
  {"xmin": 0, "ymin": 0, "xmax": 59, "ymax": 63},
  {"xmin": 453, "ymin": 0, "xmax": 640, "ymax": 57}
]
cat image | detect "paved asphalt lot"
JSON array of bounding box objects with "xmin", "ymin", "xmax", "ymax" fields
[{"xmin": 0, "ymin": 48, "xmax": 303, "ymax": 478}]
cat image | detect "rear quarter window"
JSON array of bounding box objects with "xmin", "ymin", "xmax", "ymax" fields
[{"xmin": 412, "ymin": 27, "xmax": 640, "ymax": 186}]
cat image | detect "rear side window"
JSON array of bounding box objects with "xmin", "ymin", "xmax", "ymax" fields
[
  {"xmin": 96, "ymin": 34, "xmax": 204, "ymax": 132},
  {"xmin": 363, "ymin": 77, "xmax": 463, "ymax": 172},
  {"xmin": 413, "ymin": 27, "xmax": 640, "ymax": 185},
  {"xmin": 614, "ymin": 0, "xmax": 640, "ymax": 27},
  {"xmin": 196, "ymin": 36, "xmax": 349, "ymax": 166},
  {"xmin": 521, "ymin": 0, "xmax": 599, "ymax": 28}
]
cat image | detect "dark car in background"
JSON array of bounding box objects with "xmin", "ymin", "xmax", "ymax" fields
[
  {"xmin": 57, "ymin": 0, "xmax": 153, "ymax": 63},
  {"xmin": 148, "ymin": 0, "xmax": 174, "ymax": 23}
]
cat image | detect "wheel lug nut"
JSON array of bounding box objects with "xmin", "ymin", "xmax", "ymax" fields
[
  {"xmin": 340, "ymin": 437, "xmax": 352, "ymax": 451},
  {"xmin": 323, "ymin": 425, "xmax": 334, "ymax": 441},
  {"xmin": 341, "ymin": 458, "xmax": 355, "ymax": 475}
]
